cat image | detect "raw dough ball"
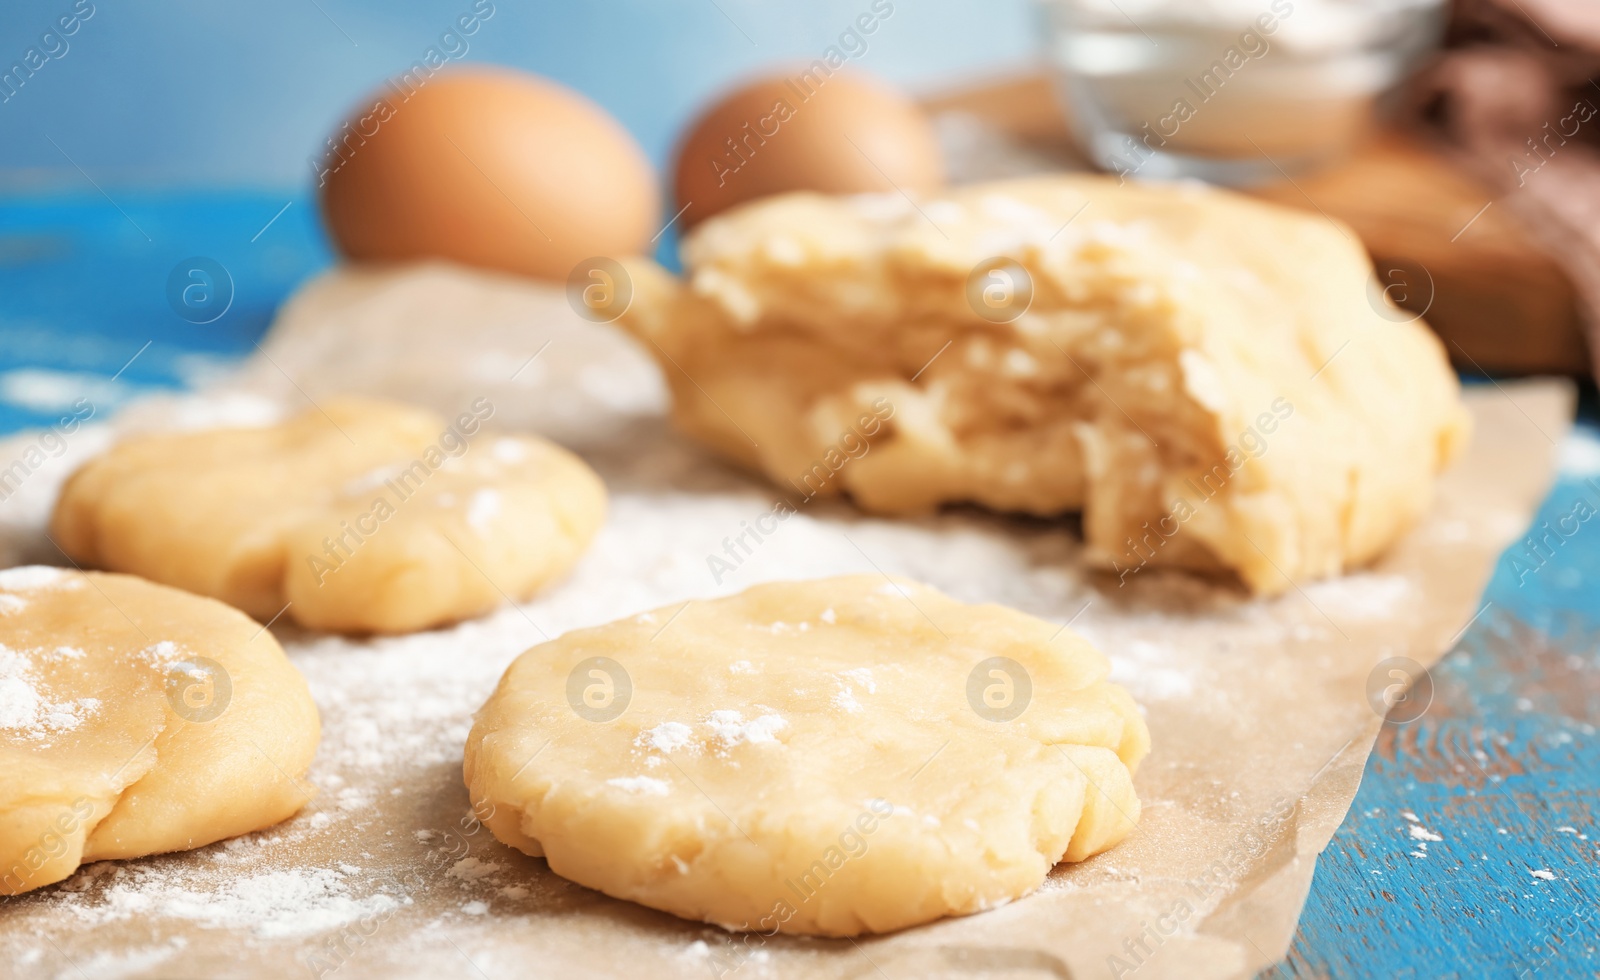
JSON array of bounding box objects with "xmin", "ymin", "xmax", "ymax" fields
[
  {"xmin": 51, "ymin": 397, "xmax": 606, "ymax": 634},
  {"xmin": 464, "ymin": 575, "xmax": 1149, "ymax": 936},
  {"xmin": 0, "ymin": 567, "xmax": 319, "ymax": 895},
  {"xmin": 617, "ymin": 176, "xmax": 1471, "ymax": 593}
]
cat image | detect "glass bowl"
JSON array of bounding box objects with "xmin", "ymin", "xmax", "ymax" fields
[{"xmin": 1037, "ymin": 0, "xmax": 1449, "ymax": 185}]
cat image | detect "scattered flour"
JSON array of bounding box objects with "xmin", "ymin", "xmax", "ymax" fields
[
  {"xmin": 1558, "ymin": 428, "xmax": 1600, "ymax": 476},
  {"xmin": 0, "ymin": 565, "xmax": 77, "ymax": 591},
  {"xmin": 447, "ymin": 858, "xmax": 501, "ymax": 882},
  {"xmin": 1530, "ymin": 869, "xmax": 1556, "ymax": 881},
  {"xmin": 839, "ymin": 667, "xmax": 876, "ymax": 693},
  {"xmin": 1108, "ymin": 642, "xmax": 1195, "ymax": 701},
  {"xmin": 0, "ymin": 368, "xmax": 131, "ymax": 414},
  {"xmin": 0, "ymin": 644, "xmax": 101, "ymax": 738},
  {"xmin": 638, "ymin": 721, "xmax": 694, "ymax": 753},
  {"xmin": 705, "ymin": 710, "xmax": 787, "ymax": 747},
  {"xmin": 342, "ymin": 465, "xmax": 401, "ymax": 496},
  {"xmin": 1399, "ymin": 811, "xmax": 1443, "ymax": 857},
  {"xmin": 831, "ymin": 667, "xmax": 876, "ymax": 715},
  {"xmin": 80, "ymin": 867, "xmax": 399, "ymax": 939},
  {"xmin": 491, "ymin": 438, "xmax": 528, "ymax": 464},
  {"xmin": 467, "ymin": 488, "xmax": 502, "ymax": 533},
  {"xmin": 1302, "ymin": 574, "xmax": 1413, "ymax": 621},
  {"xmin": 1400, "ymin": 811, "xmax": 1444, "ymax": 844},
  {"xmin": 607, "ymin": 775, "xmax": 670, "ymax": 795},
  {"xmin": 0, "ymin": 677, "xmax": 40, "ymax": 730},
  {"xmin": 135, "ymin": 640, "xmax": 188, "ymax": 668}
]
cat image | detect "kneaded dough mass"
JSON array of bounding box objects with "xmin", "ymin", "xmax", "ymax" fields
[
  {"xmin": 465, "ymin": 575, "xmax": 1150, "ymax": 936},
  {"xmin": 618, "ymin": 176, "xmax": 1471, "ymax": 593},
  {"xmin": 51, "ymin": 397, "xmax": 606, "ymax": 634},
  {"xmin": 0, "ymin": 567, "xmax": 319, "ymax": 895}
]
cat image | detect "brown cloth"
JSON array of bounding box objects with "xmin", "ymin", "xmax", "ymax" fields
[{"xmin": 1423, "ymin": 0, "xmax": 1600, "ymax": 375}]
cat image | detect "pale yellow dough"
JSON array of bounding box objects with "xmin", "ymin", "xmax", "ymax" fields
[
  {"xmin": 464, "ymin": 575, "xmax": 1149, "ymax": 937},
  {"xmin": 51, "ymin": 397, "xmax": 606, "ymax": 634},
  {"xmin": 618, "ymin": 176, "xmax": 1471, "ymax": 593},
  {"xmin": 0, "ymin": 567, "xmax": 319, "ymax": 895}
]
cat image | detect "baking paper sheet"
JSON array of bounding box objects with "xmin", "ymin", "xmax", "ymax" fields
[{"xmin": 0, "ymin": 264, "xmax": 1571, "ymax": 979}]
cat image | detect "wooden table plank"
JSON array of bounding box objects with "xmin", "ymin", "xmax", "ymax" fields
[{"xmin": 1269, "ymin": 420, "xmax": 1600, "ymax": 978}]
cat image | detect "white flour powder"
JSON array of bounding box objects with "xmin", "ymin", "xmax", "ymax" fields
[
  {"xmin": 82, "ymin": 867, "xmax": 399, "ymax": 940},
  {"xmin": 0, "ymin": 644, "xmax": 101, "ymax": 739}
]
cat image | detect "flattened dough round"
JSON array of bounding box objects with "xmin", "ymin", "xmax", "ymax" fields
[
  {"xmin": 0, "ymin": 567, "xmax": 319, "ymax": 895},
  {"xmin": 51, "ymin": 397, "xmax": 606, "ymax": 634},
  {"xmin": 465, "ymin": 575, "xmax": 1149, "ymax": 936}
]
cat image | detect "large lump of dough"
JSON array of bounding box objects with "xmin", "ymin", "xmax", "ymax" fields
[{"xmin": 617, "ymin": 177, "xmax": 1470, "ymax": 592}]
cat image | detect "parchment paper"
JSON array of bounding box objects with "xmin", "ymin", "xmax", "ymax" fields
[{"xmin": 0, "ymin": 263, "xmax": 1571, "ymax": 980}]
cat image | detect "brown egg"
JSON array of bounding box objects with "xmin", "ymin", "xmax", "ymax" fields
[
  {"xmin": 673, "ymin": 68, "xmax": 943, "ymax": 228},
  {"xmin": 319, "ymin": 67, "xmax": 659, "ymax": 282}
]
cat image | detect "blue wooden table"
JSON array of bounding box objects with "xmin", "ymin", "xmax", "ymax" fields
[
  {"xmin": 3, "ymin": 190, "xmax": 1596, "ymax": 979},
  {"xmin": 1273, "ymin": 390, "xmax": 1600, "ymax": 980}
]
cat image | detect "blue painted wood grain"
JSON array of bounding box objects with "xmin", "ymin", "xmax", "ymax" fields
[
  {"xmin": 2, "ymin": 190, "xmax": 1593, "ymax": 979},
  {"xmin": 0, "ymin": 189, "xmax": 330, "ymax": 433},
  {"xmin": 0, "ymin": 187, "xmax": 678, "ymax": 435},
  {"xmin": 1270, "ymin": 390, "xmax": 1600, "ymax": 980}
]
